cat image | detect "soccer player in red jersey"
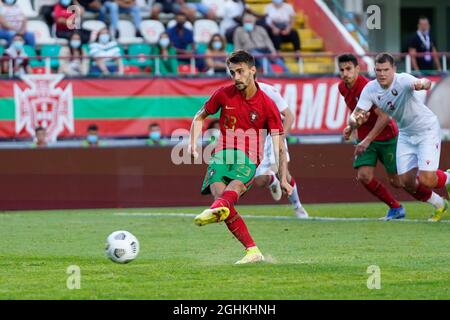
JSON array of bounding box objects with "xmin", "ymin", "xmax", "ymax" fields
[
  {"xmin": 338, "ymin": 53, "xmax": 406, "ymax": 220},
  {"xmin": 188, "ymin": 50, "xmax": 292, "ymax": 264}
]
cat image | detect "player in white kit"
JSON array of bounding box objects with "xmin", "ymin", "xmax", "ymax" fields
[
  {"xmin": 254, "ymin": 82, "xmax": 309, "ymax": 218},
  {"xmin": 350, "ymin": 53, "xmax": 450, "ymax": 222}
]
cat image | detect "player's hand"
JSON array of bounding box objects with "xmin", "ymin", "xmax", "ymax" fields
[
  {"xmin": 281, "ymin": 179, "xmax": 293, "ymax": 196},
  {"xmin": 343, "ymin": 125, "xmax": 352, "ymax": 141},
  {"xmin": 188, "ymin": 143, "xmax": 199, "ymax": 160},
  {"xmin": 349, "ymin": 111, "xmax": 370, "ymax": 128},
  {"xmin": 354, "ymin": 140, "xmax": 370, "ymax": 156}
]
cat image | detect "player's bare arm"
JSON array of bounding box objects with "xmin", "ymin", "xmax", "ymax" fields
[
  {"xmin": 349, "ymin": 107, "xmax": 370, "ymax": 130},
  {"xmin": 280, "ymin": 108, "xmax": 294, "ymax": 135},
  {"xmin": 354, "ymin": 107, "xmax": 390, "ymax": 156},
  {"xmin": 271, "ymin": 133, "xmax": 293, "ymax": 195},
  {"xmin": 412, "ymin": 78, "xmax": 432, "ymax": 91},
  {"xmin": 188, "ymin": 107, "xmax": 209, "ymax": 158}
]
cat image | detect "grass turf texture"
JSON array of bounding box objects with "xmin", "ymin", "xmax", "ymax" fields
[{"xmin": 0, "ymin": 201, "xmax": 449, "ymax": 299}]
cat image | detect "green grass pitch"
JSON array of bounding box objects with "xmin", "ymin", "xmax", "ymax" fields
[{"xmin": 0, "ymin": 202, "xmax": 449, "ymax": 299}]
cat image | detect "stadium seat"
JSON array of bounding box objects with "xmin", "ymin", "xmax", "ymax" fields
[
  {"xmin": 40, "ymin": 44, "xmax": 62, "ymax": 70},
  {"xmin": 167, "ymin": 20, "xmax": 193, "ymax": 30},
  {"xmin": 139, "ymin": 20, "xmax": 165, "ymax": 44},
  {"xmin": 17, "ymin": 0, "xmax": 38, "ymax": 18},
  {"xmin": 82, "ymin": 20, "xmax": 107, "ymax": 42},
  {"xmin": 31, "ymin": 66, "xmax": 47, "ymax": 74},
  {"xmin": 23, "ymin": 45, "xmax": 44, "ymax": 67},
  {"xmin": 118, "ymin": 20, "xmax": 144, "ymax": 45},
  {"xmin": 193, "ymin": 19, "xmax": 219, "ymax": 43},
  {"xmin": 201, "ymin": 0, "xmax": 226, "ymax": 18},
  {"xmin": 27, "ymin": 21, "xmax": 56, "ymax": 45},
  {"xmin": 128, "ymin": 43, "xmax": 152, "ymax": 68}
]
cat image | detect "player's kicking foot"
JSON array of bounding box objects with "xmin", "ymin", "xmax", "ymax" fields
[
  {"xmin": 194, "ymin": 207, "xmax": 230, "ymax": 226},
  {"xmin": 235, "ymin": 246, "xmax": 265, "ymax": 264},
  {"xmin": 269, "ymin": 177, "xmax": 282, "ymax": 201},
  {"xmin": 295, "ymin": 206, "xmax": 309, "ymax": 219},
  {"xmin": 381, "ymin": 205, "xmax": 406, "ymax": 221},
  {"xmin": 428, "ymin": 199, "xmax": 448, "ymax": 222}
]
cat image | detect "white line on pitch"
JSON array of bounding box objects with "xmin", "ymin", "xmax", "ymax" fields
[{"xmin": 113, "ymin": 212, "xmax": 450, "ymax": 223}]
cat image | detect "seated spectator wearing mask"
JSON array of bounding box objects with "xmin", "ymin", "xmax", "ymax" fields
[
  {"xmin": 167, "ymin": 12, "xmax": 195, "ymax": 64},
  {"xmin": 152, "ymin": 32, "xmax": 178, "ymax": 75},
  {"xmin": 205, "ymin": 33, "xmax": 227, "ymax": 75},
  {"xmin": 1, "ymin": 34, "xmax": 31, "ymax": 76},
  {"xmin": 0, "ymin": 0, "xmax": 36, "ymax": 46},
  {"xmin": 53, "ymin": 0, "xmax": 91, "ymax": 43},
  {"xmin": 88, "ymin": 28, "xmax": 124, "ymax": 75},
  {"xmin": 233, "ymin": 13, "xmax": 289, "ymax": 74},
  {"xmin": 147, "ymin": 123, "xmax": 168, "ymax": 146},
  {"xmin": 264, "ymin": 0, "xmax": 301, "ymax": 55},
  {"xmin": 83, "ymin": 124, "xmax": 101, "ymax": 147},
  {"xmin": 59, "ymin": 32, "xmax": 89, "ymax": 76}
]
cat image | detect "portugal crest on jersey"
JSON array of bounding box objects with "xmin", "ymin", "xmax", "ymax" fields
[
  {"xmin": 14, "ymin": 74, "xmax": 74, "ymax": 142},
  {"xmin": 249, "ymin": 111, "xmax": 258, "ymax": 122}
]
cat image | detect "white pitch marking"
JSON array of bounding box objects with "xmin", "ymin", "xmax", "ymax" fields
[{"xmin": 114, "ymin": 212, "xmax": 450, "ymax": 223}]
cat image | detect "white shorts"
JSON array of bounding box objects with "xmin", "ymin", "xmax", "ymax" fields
[
  {"xmin": 255, "ymin": 136, "xmax": 290, "ymax": 177},
  {"xmin": 396, "ymin": 125, "xmax": 441, "ymax": 175}
]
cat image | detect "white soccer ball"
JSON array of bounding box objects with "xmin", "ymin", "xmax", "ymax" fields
[{"xmin": 105, "ymin": 230, "xmax": 140, "ymax": 264}]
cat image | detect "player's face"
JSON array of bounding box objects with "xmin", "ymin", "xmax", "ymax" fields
[
  {"xmin": 338, "ymin": 62, "xmax": 359, "ymax": 86},
  {"xmin": 228, "ymin": 62, "xmax": 256, "ymax": 91},
  {"xmin": 375, "ymin": 62, "xmax": 396, "ymax": 88},
  {"xmin": 36, "ymin": 130, "xmax": 46, "ymax": 143}
]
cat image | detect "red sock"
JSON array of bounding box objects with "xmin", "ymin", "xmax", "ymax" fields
[
  {"xmin": 225, "ymin": 206, "xmax": 255, "ymax": 249},
  {"xmin": 363, "ymin": 178, "xmax": 401, "ymax": 208},
  {"xmin": 289, "ymin": 177, "xmax": 296, "ymax": 187},
  {"xmin": 435, "ymin": 170, "xmax": 448, "ymax": 189},
  {"xmin": 268, "ymin": 174, "xmax": 274, "ymax": 186},
  {"xmin": 410, "ymin": 182, "xmax": 432, "ymax": 202},
  {"xmin": 210, "ymin": 190, "xmax": 239, "ymax": 209}
]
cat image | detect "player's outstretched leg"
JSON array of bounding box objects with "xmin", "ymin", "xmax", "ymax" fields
[
  {"xmin": 425, "ymin": 169, "xmax": 449, "ymax": 222},
  {"xmin": 267, "ymin": 173, "xmax": 282, "ymax": 201},
  {"xmin": 225, "ymin": 206, "xmax": 264, "ymax": 264},
  {"xmin": 362, "ymin": 178, "xmax": 405, "ymax": 220},
  {"xmin": 194, "ymin": 191, "xmax": 234, "ymax": 226}
]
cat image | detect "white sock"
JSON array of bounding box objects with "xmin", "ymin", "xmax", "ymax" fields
[
  {"xmin": 427, "ymin": 192, "xmax": 445, "ymax": 209},
  {"xmin": 288, "ymin": 183, "xmax": 302, "ymax": 210},
  {"xmin": 446, "ymin": 172, "xmax": 450, "ymax": 185}
]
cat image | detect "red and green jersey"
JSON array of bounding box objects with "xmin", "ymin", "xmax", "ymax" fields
[
  {"xmin": 204, "ymin": 83, "xmax": 284, "ymax": 165},
  {"xmin": 339, "ymin": 75, "xmax": 398, "ymax": 141}
]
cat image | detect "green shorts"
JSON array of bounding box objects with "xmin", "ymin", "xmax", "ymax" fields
[
  {"xmin": 353, "ymin": 137, "xmax": 398, "ymax": 174},
  {"xmin": 201, "ymin": 149, "xmax": 257, "ymax": 195}
]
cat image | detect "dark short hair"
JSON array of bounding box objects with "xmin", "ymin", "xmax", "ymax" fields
[
  {"xmin": 226, "ymin": 50, "xmax": 255, "ymax": 68},
  {"xmin": 87, "ymin": 124, "xmax": 98, "ymax": 131},
  {"xmin": 418, "ymin": 16, "xmax": 429, "ymax": 22},
  {"xmin": 149, "ymin": 123, "xmax": 160, "ymax": 129},
  {"xmin": 337, "ymin": 54, "xmax": 358, "ymax": 67},
  {"xmin": 35, "ymin": 126, "xmax": 45, "ymax": 133},
  {"xmin": 375, "ymin": 52, "xmax": 395, "ymax": 66}
]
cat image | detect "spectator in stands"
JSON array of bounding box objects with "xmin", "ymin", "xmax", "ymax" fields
[
  {"xmin": 59, "ymin": 32, "xmax": 89, "ymax": 76},
  {"xmin": 31, "ymin": 126, "xmax": 48, "ymax": 148},
  {"xmin": 1, "ymin": 34, "xmax": 31, "ymax": 76},
  {"xmin": 151, "ymin": 0, "xmax": 179, "ymax": 20},
  {"xmin": 167, "ymin": 12, "xmax": 195, "ymax": 63},
  {"xmin": 233, "ymin": 13, "xmax": 289, "ymax": 74},
  {"xmin": 116, "ymin": 0, "xmax": 143, "ymax": 37},
  {"xmin": 0, "ymin": 0, "xmax": 36, "ymax": 47},
  {"xmin": 264, "ymin": 0, "xmax": 300, "ymax": 55},
  {"xmin": 205, "ymin": 33, "xmax": 227, "ymax": 75},
  {"xmin": 89, "ymin": 27, "xmax": 124, "ymax": 75},
  {"xmin": 407, "ymin": 16, "xmax": 442, "ymax": 73},
  {"xmin": 83, "ymin": 124, "xmax": 100, "ymax": 147},
  {"xmin": 74, "ymin": 0, "xmax": 117, "ymax": 37},
  {"xmin": 184, "ymin": 0, "xmax": 215, "ymax": 21},
  {"xmin": 147, "ymin": 123, "xmax": 168, "ymax": 146},
  {"xmin": 39, "ymin": 0, "xmax": 59, "ymax": 29},
  {"xmin": 220, "ymin": 0, "xmax": 246, "ymax": 43},
  {"xmin": 53, "ymin": 0, "xmax": 91, "ymax": 43},
  {"xmin": 151, "ymin": 0, "xmax": 214, "ymax": 22},
  {"xmin": 153, "ymin": 32, "xmax": 178, "ymax": 75}
]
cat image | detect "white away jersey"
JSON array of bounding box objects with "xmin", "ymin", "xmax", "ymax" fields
[
  {"xmin": 258, "ymin": 82, "xmax": 289, "ymax": 113},
  {"xmin": 356, "ymin": 73, "xmax": 439, "ymax": 135}
]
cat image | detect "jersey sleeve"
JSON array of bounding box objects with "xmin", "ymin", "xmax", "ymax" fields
[
  {"xmin": 268, "ymin": 86, "xmax": 288, "ymax": 112},
  {"xmin": 203, "ymin": 88, "xmax": 223, "ymax": 115},
  {"xmin": 356, "ymin": 84, "xmax": 374, "ymax": 111},
  {"xmin": 399, "ymin": 73, "xmax": 419, "ymax": 91},
  {"xmin": 266, "ymin": 99, "xmax": 284, "ymax": 136}
]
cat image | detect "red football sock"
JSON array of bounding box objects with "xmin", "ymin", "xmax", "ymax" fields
[
  {"xmin": 363, "ymin": 178, "xmax": 401, "ymax": 209},
  {"xmin": 410, "ymin": 182, "xmax": 432, "ymax": 202},
  {"xmin": 210, "ymin": 190, "xmax": 239, "ymax": 209},
  {"xmin": 289, "ymin": 177, "xmax": 296, "ymax": 187},
  {"xmin": 225, "ymin": 206, "xmax": 256, "ymax": 249},
  {"xmin": 435, "ymin": 170, "xmax": 448, "ymax": 189},
  {"xmin": 268, "ymin": 174, "xmax": 274, "ymax": 186}
]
